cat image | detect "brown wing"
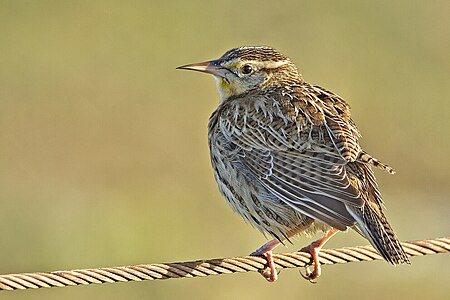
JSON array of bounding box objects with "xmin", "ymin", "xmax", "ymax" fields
[
  {"xmin": 217, "ymin": 85, "xmax": 365, "ymax": 230},
  {"xmin": 309, "ymin": 85, "xmax": 362, "ymax": 162},
  {"xmin": 310, "ymin": 85, "xmax": 395, "ymax": 173}
]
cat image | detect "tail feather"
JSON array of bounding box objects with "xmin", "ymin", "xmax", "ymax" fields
[
  {"xmin": 359, "ymin": 206, "xmax": 410, "ymax": 265},
  {"xmin": 346, "ymin": 159, "xmax": 408, "ymax": 265},
  {"xmin": 358, "ymin": 151, "xmax": 396, "ymax": 175}
]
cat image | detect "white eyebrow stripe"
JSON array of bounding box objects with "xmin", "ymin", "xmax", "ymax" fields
[
  {"xmin": 263, "ymin": 60, "xmax": 291, "ymax": 69},
  {"xmin": 237, "ymin": 59, "xmax": 291, "ymax": 70}
]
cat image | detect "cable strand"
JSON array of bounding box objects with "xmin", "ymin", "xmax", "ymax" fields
[{"xmin": 0, "ymin": 236, "xmax": 448, "ymax": 291}]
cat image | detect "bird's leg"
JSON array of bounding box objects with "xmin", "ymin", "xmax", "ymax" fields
[
  {"xmin": 250, "ymin": 239, "xmax": 281, "ymax": 282},
  {"xmin": 250, "ymin": 222, "xmax": 314, "ymax": 282},
  {"xmin": 299, "ymin": 227, "xmax": 339, "ymax": 283}
]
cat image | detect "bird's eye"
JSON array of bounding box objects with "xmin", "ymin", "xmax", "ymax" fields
[{"xmin": 241, "ymin": 64, "xmax": 253, "ymax": 75}]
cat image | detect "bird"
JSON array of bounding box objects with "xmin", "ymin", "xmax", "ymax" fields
[{"xmin": 177, "ymin": 46, "xmax": 410, "ymax": 282}]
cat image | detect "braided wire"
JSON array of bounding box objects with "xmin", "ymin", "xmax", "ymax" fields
[{"xmin": 0, "ymin": 237, "xmax": 448, "ymax": 291}]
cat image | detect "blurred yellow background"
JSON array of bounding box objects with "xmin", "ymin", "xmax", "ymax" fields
[{"xmin": 0, "ymin": 1, "xmax": 449, "ymax": 299}]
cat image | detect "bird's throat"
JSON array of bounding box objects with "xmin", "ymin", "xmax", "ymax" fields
[
  {"xmin": 214, "ymin": 77, "xmax": 235, "ymax": 102},
  {"xmin": 214, "ymin": 77, "xmax": 248, "ymax": 102}
]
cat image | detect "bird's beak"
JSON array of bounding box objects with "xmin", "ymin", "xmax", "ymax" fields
[{"xmin": 177, "ymin": 60, "xmax": 229, "ymax": 78}]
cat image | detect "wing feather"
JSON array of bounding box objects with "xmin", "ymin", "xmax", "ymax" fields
[{"xmin": 216, "ymin": 85, "xmax": 369, "ymax": 230}]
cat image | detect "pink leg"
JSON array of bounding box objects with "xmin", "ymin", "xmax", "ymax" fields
[
  {"xmin": 300, "ymin": 228, "xmax": 339, "ymax": 283},
  {"xmin": 250, "ymin": 221, "xmax": 314, "ymax": 282},
  {"xmin": 250, "ymin": 239, "xmax": 281, "ymax": 282}
]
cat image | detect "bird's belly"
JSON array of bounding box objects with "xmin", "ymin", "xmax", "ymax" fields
[{"xmin": 210, "ymin": 142, "xmax": 327, "ymax": 241}]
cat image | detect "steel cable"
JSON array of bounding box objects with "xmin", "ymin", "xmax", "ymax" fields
[{"xmin": 0, "ymin": 237, "xmax": 448, "ymax": 291}]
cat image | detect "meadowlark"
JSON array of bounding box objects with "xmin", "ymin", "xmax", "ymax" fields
[{"xmin": 177, "ymin": 46, "xmax": 410, "ymax": 282}]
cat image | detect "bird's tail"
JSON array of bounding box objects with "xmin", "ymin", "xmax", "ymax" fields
[
  {"xmin": 357, "ymin": 151, "xmax": 396, "ymax": 175},
  {"xmin": 353, "ymin": 205, "xmax": 410, "ymax": 265}
]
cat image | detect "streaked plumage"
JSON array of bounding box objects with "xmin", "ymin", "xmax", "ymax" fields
[{"xmin": 178, "ymin": 46, "xmax": 410, "ymax": 282}]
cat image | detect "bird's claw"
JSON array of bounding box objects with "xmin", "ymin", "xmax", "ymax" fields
[
  {"xmin": 260, "ymin": 266, "xmax": 279, "ymax": 282},
  {"xmin": 298, "ymin": 242, "xmax": 321, "ymax": 283},
  {"xmin": 299, "ymin": 266, "xmax": 318, "ymax": 284},
  {"xmin": 250, "ymin": 250, "xmax": 278, "ymax": 282}
]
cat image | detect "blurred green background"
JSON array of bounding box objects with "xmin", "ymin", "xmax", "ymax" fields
[{"xmin": 0, "ymin": 1, "xmax": 449, "ymax": 299}]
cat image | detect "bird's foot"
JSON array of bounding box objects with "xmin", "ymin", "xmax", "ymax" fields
[
  {"xmin": 298, "ymin": 228, "xmax": 339, "ymax": 283},
  {"xmin": 299, "ymin": 265, "xmax": 320, "ymax": 283},
  {"xmin": 250, "ymin": 240, "xmax": 280, "ymax": 282},
  {"xmin": 298, "ymin": 241, "xmax": 322, "ymax": 283}
]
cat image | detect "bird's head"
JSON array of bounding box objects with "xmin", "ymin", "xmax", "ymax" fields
[{"xmin": 178, "ymin": 46, "xmax": 303, "ymax": 101}]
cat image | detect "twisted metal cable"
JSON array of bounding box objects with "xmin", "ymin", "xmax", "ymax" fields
[{"xmin": 0, "ymin": 237, "xmax": 448, "ymax": 291}]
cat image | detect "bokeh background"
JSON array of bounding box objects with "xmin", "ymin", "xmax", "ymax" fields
[{"xmin": 1, "ymin": 1, "xmax": 449, "ymax": 299}]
